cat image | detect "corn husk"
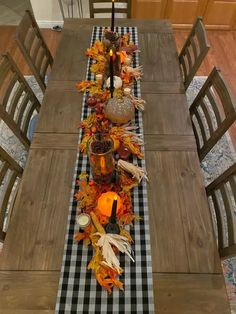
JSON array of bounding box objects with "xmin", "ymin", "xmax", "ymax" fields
[
  {"xmin": 128, "ymin": 94, "xmax": 146, "ymax": 111},
  {"xmin": 117, "ymin": 159, "xmax": 149, "ymax": 183},
  {"xmin": 94, "ymin": 233, "xmax": 135, "ymax": 273}
]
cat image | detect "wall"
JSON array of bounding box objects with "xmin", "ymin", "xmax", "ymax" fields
[
  {"xmin": 30, "ymin": 0, "xmax": 63, "ymax": 27},
  {"xmin": 30, "ymin": 0, "xmax": 90, "ymax": 28}
]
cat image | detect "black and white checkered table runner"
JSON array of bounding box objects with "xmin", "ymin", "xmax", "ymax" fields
[{"xmin": 56, "ymin": 27, "xmax": 155, "ymax": 314}]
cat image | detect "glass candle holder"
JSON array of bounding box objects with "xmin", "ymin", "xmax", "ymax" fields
[{"xmin": 88, "ymin": 134, "xmax": 115, "ymax": 184}]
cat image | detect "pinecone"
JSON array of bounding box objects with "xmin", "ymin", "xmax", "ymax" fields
[{"xmin": 105, "ymin": 31, "xmax": 119, "ymax": 43}]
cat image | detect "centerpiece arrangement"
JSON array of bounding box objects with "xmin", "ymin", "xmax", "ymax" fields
[{"xmin": 74, "ymin": 0, "xmax": 148, "ymax": 293}]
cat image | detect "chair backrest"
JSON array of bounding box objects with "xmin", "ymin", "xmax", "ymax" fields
[
  {"xmin": 189, "ymin": 67, "xmax": 236, "ymax": 161},
  {"xmin": 0, "ymin": 146, "xmax": 23, "ymax": 242},
  {"xmin": 89, "ymin": 0, "xmax": 131, "ymax": 18},
  {"xmin": 206, "ymin": 163, "xmax": 236, "ymax": 258},
  {"xmin": 0, "ymin": 53, "xmax": 41, "ymax": 149},
  {"xmin": 15, "ymin": 10, "xmax": 53, "ymax": 93},
  {"xmin": 179, "ymin": 17, "xmax": 210, "ymax": 90}
]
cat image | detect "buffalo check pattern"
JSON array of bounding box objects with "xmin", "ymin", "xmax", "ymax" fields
[{"xmin": 56, "ymin": 27, "xmax": 155, "ymax": 314}]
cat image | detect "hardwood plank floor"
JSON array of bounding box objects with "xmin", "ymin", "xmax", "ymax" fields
[
  {"xmin": 0, "ymin": 26, "xmax": 60, "ymax": 75},
  {"xmin": 0, "ymin": 26, "xmax": 236, "ymax": 147}
]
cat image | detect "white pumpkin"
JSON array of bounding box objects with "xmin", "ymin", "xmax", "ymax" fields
[{"xmin": 106, "ymin": 76, "xmax": 123, "ymax": 89}]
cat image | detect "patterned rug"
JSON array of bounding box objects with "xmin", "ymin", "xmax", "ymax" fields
[
  {"xmin": 0, "ymin": 76, "xmax": 236, "ymax": 311},
  {"xmin": 187, "ymin": 77, "xmax": 236, "ymax": 313}
]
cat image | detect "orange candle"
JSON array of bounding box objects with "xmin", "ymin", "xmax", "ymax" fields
[{"xmin": 97, "ymin": 192, "xmax": 122, "ymax": 217}]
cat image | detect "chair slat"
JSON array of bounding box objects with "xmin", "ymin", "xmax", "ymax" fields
[
  {"xmin": 192, "ymin": 107, "xmax": 207, "ymax": 144},
  {"xmin": 0, "ymin": 61, "xmax": 11, "ymax": 87},
  {"xmin": 2, "ymin": 73, "xmax": 18, "ymax": 109},
  {"xmin": 31, "ymin": 37, "xmax": 42, "ymax": 64},
  {"xmin": 0, "ymin": 162, "xmax": 9, "ymax": 185},
  {"xmin": 0, "ymin": 171, "xmax": 18, "ymax": 241},
  {"xmin": 206, "ymin": 164, "xmax": 236, "ymax": 258},
  {"xmin": 93, "ymin": 8, "xmax": 129, "ymax": 14},
  {"xmin": 179, "ymin": 17, "xmax": 210, "ymax": 90},
  {"xmin": 16, "ymin": 94, "xmax": 30, "ymax": 127},
  {"xmin": 200, "ymin": 99, "xmax": 214, "ymax": 135},
  {"xmin": 186, "ymin": 47, "xmax": 193, "ymax": 73},
  {"xmin": 210, "ymin": 191, "xmax": 225, "ymax": 251},
  {"xmin": 191, "ymin": 121, "xmax": 201, "ymax": 151},
  {"xmin": 9, "ymin": 83, "xmax": 24, "ymax": 118},
  {"xmin": 0, "ymin": 105, "xmax": 30, "ymax": 149},
  {"xmin": 89, "ymin": 0, "xmax": 131, "ymax": 18},
  {"xmin": 24, "ymin": 27, "xmax": 35, "ymax": 51},
  {"xmin": 220, "ymin": 185, "xmax": 236, "ymax": 246},
  {"xmin": 0, "ymin": 146, "xmax": 23, "ymax": 242},
  {"xmin": 179, "ymin": 55, "xmax": 188, "ymax": 83},
  {"xmin": 0, "ymin": 53, "xmax": 41, "ymax": 149},
  {"xmin": 213, "ymin": 72, "xmax": 236, "ymax": 116},
  {"xmin": 190, "ymin": 67, "xmax": 236, "ymax": 161},
  {"xmin": 36, "ymin": 46, "xmax": 46, "ymax": 74},
  {"xmin": 190, "ymin": 37, "xmax": 198, "ymax": 61},
  {"xmin": 16, "ymin": 10, "xmax": 53, "ymax": 93},
  {"xmin": 40, "ymin": 57, "xmax": 50, "ymax": 79},
  {"xmin": 229, "ymin": 176, "xmax": 236, "ymax": 204},
  {"xmin": 205, "ymin": 89, "xmax": 222, "ymax": 127},
  {"xmin": 21, "ymin": 104, "xmax": 37, "ymax": 136}
]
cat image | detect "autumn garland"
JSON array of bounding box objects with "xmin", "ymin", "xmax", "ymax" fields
[{"xmin": 74, "ymin": 30, "xmax": 147, "ymax": 293}]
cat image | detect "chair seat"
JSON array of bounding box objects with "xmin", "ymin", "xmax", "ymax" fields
[{"xmin": 27, "ymin": 114, "xmax": 38, "ymax": 142}]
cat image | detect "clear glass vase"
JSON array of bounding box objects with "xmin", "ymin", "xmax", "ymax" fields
[{"xmin": 88, "ymin": 134, "xmax": 115, "ymax": 184}]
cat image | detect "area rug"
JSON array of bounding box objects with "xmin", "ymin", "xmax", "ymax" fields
[
  {"xmin": 0, "ymin": 76, "xmax": 236, "ymax": 312},
  {"xmin": 187, "ymin": 77, "xmax": 236, "ymax": 314}
]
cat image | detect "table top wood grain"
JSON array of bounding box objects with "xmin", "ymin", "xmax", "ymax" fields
[{"xmin": 0, "ymin": 18, "xmax": 230, "ymax": 313}]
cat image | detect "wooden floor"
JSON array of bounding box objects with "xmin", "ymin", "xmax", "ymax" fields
[{"xmin": 1, "ymin": 26, "xmax": 236, "ymax": 146}]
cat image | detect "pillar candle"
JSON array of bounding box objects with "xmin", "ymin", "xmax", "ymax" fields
[
  {"xmin": 109, "ymin": 49, "xmax": 114, "ymax": 98},
  {"xmin": 111, "ymin": 0, "xmax": 115, "ymax": 32}
]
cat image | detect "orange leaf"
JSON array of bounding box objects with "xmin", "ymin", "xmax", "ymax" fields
[{"xmin": 74, "ymin": 232, "xmax": 86, "ymax": 242}]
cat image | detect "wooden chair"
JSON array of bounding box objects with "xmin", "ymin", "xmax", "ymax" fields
[
  {"xmin": 179, "ymin": 17, "xmax": 210, "ymax": 90},
  {"xmin": 0, "ymin": 53, "xmax": 41, "ymax": 149},
  {"xmin": 206, "ymin": 163, "xmax": 236, "ymax": 258},
  {"xmin": 15, "ymin": 10, "xmax": 53, "ymax": 93},
  {"xmin": 0, "ymin": 146, "xmax": 23, "ymax": 242},
  {"xmin": 89, "ymin": 0, "xmax": 131, "ymax": 18},
  {"xmin": 189, "ymin": 67, "xmax": 236, "ymax": 161}
]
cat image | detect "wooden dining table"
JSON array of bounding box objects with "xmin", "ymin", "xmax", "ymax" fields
[{"xmin": 0, "ymin": 18, "xmax": 231, "ymax": 313}]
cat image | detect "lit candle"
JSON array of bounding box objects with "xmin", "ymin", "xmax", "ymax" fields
[
  {"xmin": 111, "ymin": 0, "xmax": 115, "ymax": 32},
  {"xmin": 97, "ymin": 191, "xmax": 122, "ymax": 217},
  {"xmin": 109, "ymin": 49, "xmax": 114, "ymax": 98}
]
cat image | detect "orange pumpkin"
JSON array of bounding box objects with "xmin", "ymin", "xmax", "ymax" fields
[{"xmin": 97, "ymin": 192, "xmax": 122, "ymax": 217}]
